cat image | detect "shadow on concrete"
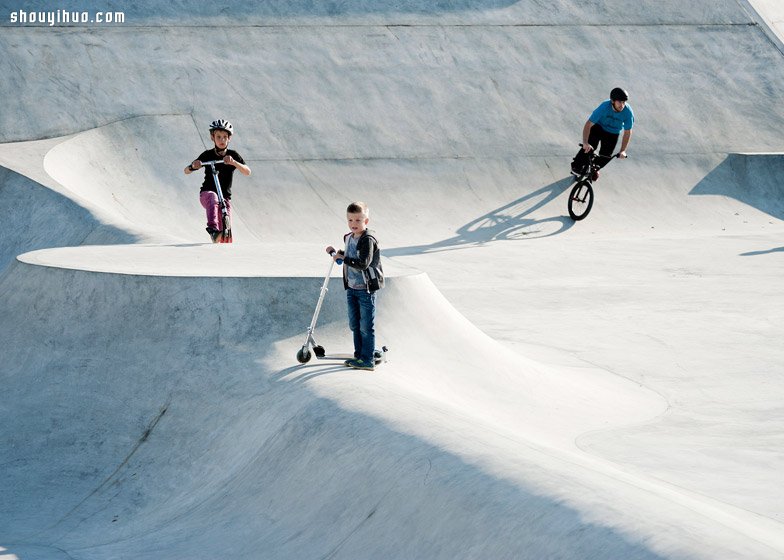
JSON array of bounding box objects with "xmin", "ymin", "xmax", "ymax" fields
[
  {"xmin": 689, "ymin": 153, "xmax": 784, "ymax": 222},
  {"xmin": 0, "ymin": 261, "xmax": 670, "ymax": 559},
  {"xmin": 386, "ymin": 177, "xmax": 574, "ymax": 257},
  {"xmin": 740, "ymin": 246, "xmax": 784, "ymax": 257},
  {"xmin": 273, "ymin": 362, "xmax": 350, "ymax": 383},
  {"xmin": 0, "ymin": 383, "xmax": 673, "ymax": 559},
  {"xmin": 0, "ymin": 166, "xmax": 137, "ymax": 275}
]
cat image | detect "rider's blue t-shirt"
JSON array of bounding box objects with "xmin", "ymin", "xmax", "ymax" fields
[{"xmin": 589, "ymin": 100, "xmax": 634, "ymax": 135}]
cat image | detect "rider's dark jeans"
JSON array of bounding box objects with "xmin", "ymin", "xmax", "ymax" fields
[{"xmin": 572, "ymin": 124, "xmax": 619, "ymax": 172}]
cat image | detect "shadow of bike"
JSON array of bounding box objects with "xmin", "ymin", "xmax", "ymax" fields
[{"xmin": 385, "ymin": 177, "xmax": 574, "ymax": 257}]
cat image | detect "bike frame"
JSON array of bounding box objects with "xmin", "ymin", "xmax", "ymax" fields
[
  {"xmin": 576, "ymin": 144, "xmax": 621, "ymax": 183},
  {"xmin": 567, "ymin": 145, "xmax": 624, "ymax": 221}
]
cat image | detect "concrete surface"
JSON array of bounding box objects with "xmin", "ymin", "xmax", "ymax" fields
[
  {"xmin": 746, "ymin": 0, "xmax": 784, "ymax": 48},
  {"xmin": 1, "ymin": 1, "xmax": 783, "ymax": 559}
]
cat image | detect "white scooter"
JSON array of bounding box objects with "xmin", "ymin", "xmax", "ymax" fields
[
  {"xmin": 201, "ymin": 160, "xmax": 232, "ymax": 243},
  {"xmin": 296, "ymin": 249, "xmax": 387, "ymax": 365}
]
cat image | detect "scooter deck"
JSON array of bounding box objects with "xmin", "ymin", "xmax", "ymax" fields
[
  {"xmin": 314, "ymin": 346, "xmax": 388, "ymax": 365},
  {"xmin": 316, "ymin": 353, "xmax": 355, "ymax": 360}
]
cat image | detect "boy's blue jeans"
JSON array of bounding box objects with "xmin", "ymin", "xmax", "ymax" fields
[{"xmin": 346, "ymin": 288, "xmax": 376, "ymax": 362}]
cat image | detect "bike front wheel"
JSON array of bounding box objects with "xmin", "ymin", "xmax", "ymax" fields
[{"xmin": 568, "ymin": 180, "xmax": 594, "ymax": 221}]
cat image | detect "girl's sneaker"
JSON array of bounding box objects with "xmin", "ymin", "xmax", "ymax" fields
[{"xmin": 206, "ymin": 227, "xmax": 222, "ymax": 243}]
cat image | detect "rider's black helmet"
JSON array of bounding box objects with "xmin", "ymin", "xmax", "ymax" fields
[{"xmin": 610, "ymin": 87, "xmax": 629, "ymax": 102}]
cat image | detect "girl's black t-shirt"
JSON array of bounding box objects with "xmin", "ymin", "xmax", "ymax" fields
[{"xmin": 197, "ymin": 148, "xmax": 245, "ymax": 199}]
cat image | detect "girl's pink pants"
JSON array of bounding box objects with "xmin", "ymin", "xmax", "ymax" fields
[{"xmin": 200, "ymin": 191, "xmax": 231, "ymax": 230}]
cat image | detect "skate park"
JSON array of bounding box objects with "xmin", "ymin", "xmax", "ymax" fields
[{"xmin": 1, "ymin": 0, "xmax": 783, "ymax": 558}]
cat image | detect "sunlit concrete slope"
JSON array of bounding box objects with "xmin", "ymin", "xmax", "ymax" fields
[
  {"xmin": 4, "ymin": 251, "xmax": 783, "ymax": 559},
  {"xmin": 1, "ymin": 0, "xmax": 784, "ymax": 559},
  {"xmin": 747, "ymin": 0, "xmax": 784, "ymax": 47},
  {"xmin": 2, "ymin": 1, "xmax": 783, "ymax": 154},
  {"xmin": 2, "ymin": 116, "xmax": 782, "ymax": 255},
  {"xmin": 2, "ymin": 0, "xmax": 784, "ymax": 247}
]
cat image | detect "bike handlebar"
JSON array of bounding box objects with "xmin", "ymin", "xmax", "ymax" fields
[{"xmin": 578, "ymin": 144, "xmax": 627, "ymax": 159}]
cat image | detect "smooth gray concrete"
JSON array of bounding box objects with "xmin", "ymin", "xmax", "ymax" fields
[{"xmin": 1, "ymin": 1, "xmax": 783, "ymax": 559}]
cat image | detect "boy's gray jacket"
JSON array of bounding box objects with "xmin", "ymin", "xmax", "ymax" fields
[{"xmin": 342, "ymin": 229, "xmax": 384, "ymax": 293}]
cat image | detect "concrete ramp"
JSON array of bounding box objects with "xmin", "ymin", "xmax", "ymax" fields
[
  {"xmin": 0, "ymin": 249, "xmax": 693, "ymax": 560},
  {"xmin": 690, "ymin": 153, "xmax": 784, "ymax": 222},
  {"xmin": 2, "ymin": 0, "xmax": 784, "ymax": 558}
]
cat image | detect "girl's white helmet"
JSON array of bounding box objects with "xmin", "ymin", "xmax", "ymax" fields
[{"xmin": 209, "ymin": 119, "xmax": 233, "ymax": 135}]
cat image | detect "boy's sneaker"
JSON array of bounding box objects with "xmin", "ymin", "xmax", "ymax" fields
[
  {"xmin": 347, "ymin": 358, "xmax": 375, "ymax": 371},
  {"xmin": 591, "ymin": 169, "xmax": 600, "ymax": 181},
  {"xmin": 344, "ymin": 354, "xmax": 361, "ymax": 367},
  {"xmin": 206, "ymin": 227, "xmax": 222, "ymax": 243}
]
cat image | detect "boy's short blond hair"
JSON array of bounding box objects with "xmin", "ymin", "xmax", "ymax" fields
[{"xmin": 347, "ymin": 201, "xmax": 369, "ymax": 218}]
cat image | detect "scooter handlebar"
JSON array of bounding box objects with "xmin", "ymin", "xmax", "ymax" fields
[{"xmin": 327, "ymin": 249, "xmax": 344, "ymax": 265}]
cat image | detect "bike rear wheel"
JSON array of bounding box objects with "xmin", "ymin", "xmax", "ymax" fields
[{"xmin": 568, "ymin": 180, "xmax": 594, "ymax": 221}]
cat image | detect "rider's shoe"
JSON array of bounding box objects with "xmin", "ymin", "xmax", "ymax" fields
[
  {"xmin": 572, "ymin": 162, "xmax": 590, "ymax": 177},
  {"xmin": 591, "ymin": 169, "xmax": 600, "ymax": 182},
  {"xmin": 206, "ymin": 227, "xmax": 222, "ymax": 243}
]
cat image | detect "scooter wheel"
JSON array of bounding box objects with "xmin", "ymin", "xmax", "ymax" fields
[
  {"xmin": 373, "ymin": 347, "xmax": 388, "ymax": 365},
  {"xmin": 296, "ymin": 348, "xmax": 312, "ymax": 363}
]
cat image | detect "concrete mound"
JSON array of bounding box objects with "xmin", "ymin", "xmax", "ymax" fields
[
  {"xmin": 2, "ymin": 0, "xmax": 784, "ymax": 558},
  {"xmin": 1, "ymin": 253, "xmax": 690, "ymax": 559}
]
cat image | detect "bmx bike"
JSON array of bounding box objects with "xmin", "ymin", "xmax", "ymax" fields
[{"xmin": 567, "ymin": 145, "xmax": 622, "ymax": 221}]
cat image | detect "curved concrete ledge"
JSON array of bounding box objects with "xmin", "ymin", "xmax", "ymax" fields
[{"xmin": 17, "ymin": 242, "xmax": 418, "ymax": 278}]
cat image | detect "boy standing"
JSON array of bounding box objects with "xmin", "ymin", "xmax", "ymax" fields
[
  {"xmin": 326, "ymin": 201, "xmax": 384, "ymax": 371},
  {"xmin": 184, "ymin": 119, "xmax": 251, "ymax": 242}
]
